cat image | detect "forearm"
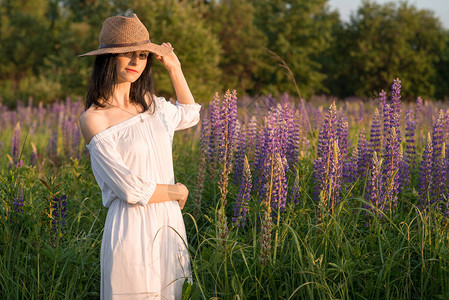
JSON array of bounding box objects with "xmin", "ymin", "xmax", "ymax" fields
[
  {"xmin": 168, "ymin": 66, "xmax": 195, "ymax": 104},
  {"xmin": 147, "ymin": 183, "xmax": 186, "ymax": 204}
]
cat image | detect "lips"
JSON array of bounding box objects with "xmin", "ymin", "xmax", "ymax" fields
[{"xmin": 125, "ymin": 68, "xmax": 139, "ymax": 73}]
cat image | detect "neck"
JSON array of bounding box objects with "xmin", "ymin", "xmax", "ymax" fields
[{"xmin": 111, "ymin": 82, "xmax": 132, "ymax": 107}]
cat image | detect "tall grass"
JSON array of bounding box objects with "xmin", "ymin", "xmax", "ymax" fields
[{"xmin": 0, "ymin": 91, "xmax": 448, "ymax": 299}]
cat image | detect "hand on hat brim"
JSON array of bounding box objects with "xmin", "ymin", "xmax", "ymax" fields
[{"xmin": 156, "ymin": 43, "xmax": 181, "ymax": 71}]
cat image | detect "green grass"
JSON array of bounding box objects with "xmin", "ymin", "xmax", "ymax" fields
[{"xmin": 0, "ymin": 121, "xmax": 448, "ymax": 300}]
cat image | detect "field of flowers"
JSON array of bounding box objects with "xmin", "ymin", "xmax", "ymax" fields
[{"xmin": 1, "ymin": 79, "xmax": 449, "ymax": 299}]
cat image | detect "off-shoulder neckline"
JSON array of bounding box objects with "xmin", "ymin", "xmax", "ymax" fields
[
  {"xmin": 86, "ymin": 95, "xmax": 169, "ymax": 148},
  {"xmin": 85, "ymin": 97, "xmax": 200, "ymax": 148},
  {"xmin": 86, "ymin": 112, "xmax": 149, "ymax": 148}
]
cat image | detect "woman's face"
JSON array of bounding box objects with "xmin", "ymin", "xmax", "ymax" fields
[{"xmin": 115, "ymin": 51, "xmax": 149, "ymax": 84}]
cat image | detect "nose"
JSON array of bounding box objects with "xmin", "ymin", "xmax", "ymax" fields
[{"xmin": 129, "ymin": 52, "xmax": 138, "ymax": 65}]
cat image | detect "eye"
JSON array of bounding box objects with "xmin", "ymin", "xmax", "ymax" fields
[{"xmin": 139, "ymin": 53, "xmax": 148, "ymax": 59}]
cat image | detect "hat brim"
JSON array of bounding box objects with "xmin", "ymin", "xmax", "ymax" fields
[{"xmin": 78, "ymin": 42, "xmax": 173, "ymax": 57}]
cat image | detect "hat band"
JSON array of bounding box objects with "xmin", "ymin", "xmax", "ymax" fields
[{"xmin": 99, "ymin": 39, "xmax": 151, "ymax": 49}]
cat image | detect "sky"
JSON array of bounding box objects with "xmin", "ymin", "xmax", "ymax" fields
[{"xmin": 328, "ymin": 0, "xmax": 449, "ymax": 29}]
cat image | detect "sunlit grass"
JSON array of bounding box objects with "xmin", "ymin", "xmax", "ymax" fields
[{"xmin": 0, "ymin": 95, "xmax": 448, "ymax": 299}]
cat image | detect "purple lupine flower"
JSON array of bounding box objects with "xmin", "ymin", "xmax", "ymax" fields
[
  {"xmin": 313, "ymin": 102, "xmax": 342, "ymax": 211},
  {"xmin": 9, "ymin": 187, "xmax": 24, "ymax": 219},
  {"xmin": 212, "ymin": 90, "xmax": 238, "ymax": 240},
  {"xmin": 63, "ymin": 116, "xmax": 74, "ymax": 158},
  {"xmin": 369, "ymin": 108, "xmax": 382, "ymax": 158},
  {"xmin": 256, "ymin": 104, "xmax": 290, "ymax": 210},
  {"xmin": 271, "ymin": 153, "xmax": 288, "ymax": 215},
  {"xmin": 29, "ymin": 120, "xmax": 37, "ymax": 138},
  {"xmin": 356, "ymin": 129, "xmax": 370, "ymax": 179},
  {"xmin": 415, "ymin": 97, "xmax": 424, "ymax": 145},
  {"xmin": 217, "ymin": 207, "xmax": 229, "ymax": 241},
  {"xmin": 293, "ymin": 109, "xmax": 303, "ymax": 156},
  {"xmin": 378, "ymin": 90, "xmax": 387, "ymax": 116},
  {"xmin": 72, "ymin": 122, "xmax": 81, "ymax": 158},
  {"xmin": 337, "ymin": 118, "xmax": 348, "ymax": 160},
  {"xmin": 315, "ymin": 102, "xmax": 337, "ymax": 162},
  {"xmin": 397, "ymin": 144, "xmax": 409, "ymax": 194},
  {"xmin": 15, "ymin": 160, "xmax": 23, "ymax": 168},
  {"xmin": 441, "ymin": 145, "xmax": 449, "ymax": 216},
  {"xmin": 11, "ymin": 122, "xmax": 21, "ymax": 165},
  {"xmin": 47, "ymin": 128, "xmax": 58, "ymax": 159},
  {"xmin": 259, "ymin": 207, "xmax": 272, "ymax": 266},
  {"xmin": 245, "ymin": 116, "xmax": 258, "ymax": 160},
  {"xmin": 382, "ymin": 127, "xmax": 400, "ymax": 212},
  {"xmin": 256, "ymin": 114, "xmax": 278, "ymax": 201},
  {"xmin": 404, "ymin": 110, "xmax": 416, "ymax": 167},
  {"xmin": 438, "ymin": 143, "xmax": 448, "ymax": 215},
  {"xmin": 350, "ymin": 146, "xmax": 360, "ymax": 184},
  {"xmin": 51, "ymin": 195, "xmax": 67, "ymax": 242},
  {"xmin": 390, "ymin": 78, "xmax": 402, "ymax": 141},
  {"xmin": 233, "ymin": 156, "xmax": 252, "ymax": 227},
  {"xmin": 415, "ymin": 97, "xmax": 423, "ymax": 115},
  {"xmin": 419, "ymin": 133, "xmax": 433, "ymax": 209},
  {"xmin": 366, "ymin": 151, "xmax": 384, "ymax": 218},
  {"xmin": 217, "ymin": 90, "xmax": 238, "ymax": 207},
  {"xmin": 442, "ymin": 111, "xmax": 449, "ymax": 153},
  {"xmin": 259, "ymin": 181, "xmax": 273, "ymax": 266},
  {"xmin": 386, "ymin": 78, "xmax": 404, "ymax": 140},
  {"xmin": 382, "ymin": 104, "xmax": 393, "ymax": 143},
  {"xmin": 38, "ymin": 101, "xmax": 45, "ymax": 130},
  {"xmin": 252, "ymin": 122, "xmax": 267, "ymax": 191},
  {"xmin": 431, "ymin": 111, "xmax": 445, "ymax": 204},
  {"xmin": 337, "ymin": 118, "xmax": 353, "ymax": 184},
  {"xmin": 329, "ymin": 140, "xmax": 343, "ymax": 214},
  {"xmin": 233, "ymin": 121, "xmax": 246, "ymax": 186},
  {"xmin": 398, "ymin": 109, "xmax": 416, "ymax": 191},
  {"xmin": 282, "ymin": 102, "xmax": 299, "ymax": 169}
]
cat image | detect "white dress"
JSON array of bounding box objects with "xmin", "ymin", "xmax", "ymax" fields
[{"xmin": 85, "ymin": 96, "xmax": 201, "ymax": 299}]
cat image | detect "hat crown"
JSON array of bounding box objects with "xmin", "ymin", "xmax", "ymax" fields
[{"xmin": 99, "ymin": 14, "xmax": 150, "ymax": 47}]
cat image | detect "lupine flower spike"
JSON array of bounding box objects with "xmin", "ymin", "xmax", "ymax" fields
[
  {"xmin": 233, "ymin": 156, "xmax": 252, "ymax": 228},
  {"xmin": 51, "ymin": 195, "xmax": 67, "ymax": 245}
]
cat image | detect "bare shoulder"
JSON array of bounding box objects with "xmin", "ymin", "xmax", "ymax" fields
[{"xmin": 79, "ymin": 106, "xmax": 109, "ymax": 145}]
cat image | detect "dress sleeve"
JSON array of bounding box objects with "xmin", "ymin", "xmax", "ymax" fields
[
  {"xmin": 154, "ymin": 96, "xmax": 201, "ymax": 131},
  {"xmin": 87, "ymin": 137, "xmax": 156, "ymax": 206}
]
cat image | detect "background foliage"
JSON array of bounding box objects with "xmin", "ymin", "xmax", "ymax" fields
[{"xmin": 1, "ymin": 0, "xmax": 449, "ymax": 106}]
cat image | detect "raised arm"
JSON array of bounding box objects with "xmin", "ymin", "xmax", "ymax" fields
[{"xmin": 155, "ymin": 42, "xmax": 195, "ymax": 104}]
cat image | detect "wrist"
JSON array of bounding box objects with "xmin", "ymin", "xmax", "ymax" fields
[{"xmin": 167, "ymin": 64, "xmax": 183, "ymax": 75}]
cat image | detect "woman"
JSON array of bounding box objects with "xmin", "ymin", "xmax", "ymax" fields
[{"xmin": 78, "ymin": 13, "xmax": 201, "ymax": 299}]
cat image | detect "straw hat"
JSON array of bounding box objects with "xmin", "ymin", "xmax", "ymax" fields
[{"xmin": 78, "ymin": 13, "xmax": 173, "ymax": 57}]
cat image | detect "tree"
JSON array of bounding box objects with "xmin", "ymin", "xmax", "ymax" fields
[
  {"xmin": 0, "ymin": 0, "xmax": 54, "ymax": 103},
  {"xmin": 250, "ymin": 0, "xmax": 339, "ymax": 98},
  {"xmin": 327, "ymin": 0, "xmax": 449, "ymax": 99},
  {"xmin": 201, "ymin": 0, "xmax": 267, "ymax": 95}
]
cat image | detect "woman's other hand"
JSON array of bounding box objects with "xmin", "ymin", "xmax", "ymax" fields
[
  {"xmin": 155, "ymin": 42, "xmax": 181, "ymax": 72},
  {"xmin": 175, "ymin": 182, "xmax": 189, "ymax": 210}
]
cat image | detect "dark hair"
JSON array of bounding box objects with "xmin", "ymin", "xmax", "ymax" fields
[{"xmin": 84, "ymin": 53, "xmax": 155, "ymax": 113}]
